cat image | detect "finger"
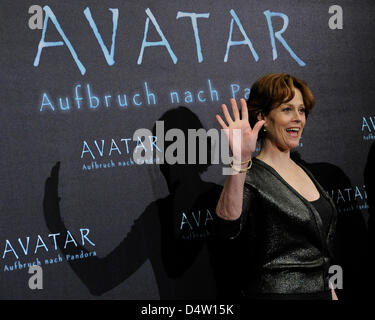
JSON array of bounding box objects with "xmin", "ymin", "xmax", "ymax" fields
[
  {"xmin": 216, "ymin": 114, "xmax": 228, "ymax": 130},
  {"xmin": 230, "ymin": 98, "xmax": 240, "ymax": 121},
  {"xmin": 252, "ymin": 120, "xmax": 266, "ymax": 136},
  {"xmin": 51, "ymin": 161, "xmax": 60, "ymax": 184},
  {"xmin": 221, "ymin": 104, "xmax": 233, "ymax": 125},
  {"xmin": 240, "ymin": 98, "xmax": 248, "ymax": 121}
]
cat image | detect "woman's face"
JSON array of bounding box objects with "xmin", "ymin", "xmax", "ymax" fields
[{"xmin": 260, "ymin": 88, "xmax": 306, "ymax": 151}]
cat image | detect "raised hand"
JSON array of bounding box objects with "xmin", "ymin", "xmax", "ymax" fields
[{"xmin": 216, "ymin": 98, "xmax": 265, "ymax": 163}]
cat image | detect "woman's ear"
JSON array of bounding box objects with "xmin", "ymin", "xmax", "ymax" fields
[{"xmin": 257, "ymin": 112, "xmax": 265, "ymax": 121}]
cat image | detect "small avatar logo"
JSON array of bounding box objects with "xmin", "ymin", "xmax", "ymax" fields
[
  {"xmin": 362, "ymin": 116, "xmax": 375, "ymax": 141},
  {"xmin": 179, "ymin": 209, "xmax": 214, "ymax": 240},
  {"xmin": 330, "ymin": 184, "xmax": 368, "ymax": 213}
]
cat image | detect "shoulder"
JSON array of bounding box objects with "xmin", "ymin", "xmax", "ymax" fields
[
  {"xmin": 244, "ymin": 158, "xmax": 279, "ymax": 190},
  {"xmin": 244, "ymin": 158, "xmax": 303, "ymax": 205}
]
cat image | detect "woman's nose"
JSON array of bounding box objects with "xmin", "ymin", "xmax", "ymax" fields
[{"xmin": 292, "ymin": 110, "xmax": 302, "ymax": 121}]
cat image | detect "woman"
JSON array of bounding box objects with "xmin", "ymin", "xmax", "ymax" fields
[{"xmin": 215, "ymin": 74, "xmax": 338, "ymax": 300}]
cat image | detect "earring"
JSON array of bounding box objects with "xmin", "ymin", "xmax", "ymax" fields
[{"xmin": 263, "ymin": 126, "xmax": 267, "ymax": 132}]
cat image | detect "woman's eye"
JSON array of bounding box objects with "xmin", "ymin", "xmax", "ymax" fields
[
  {"xmin": 282, "ymin": 107, "xmax": 290, "ymax": 112},
  {"xmin": 299, "ymin": 108, "xmax": 306, "ymax": 113}
]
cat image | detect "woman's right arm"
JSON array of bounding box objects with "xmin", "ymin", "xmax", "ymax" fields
[
  {"xmin": 216, "ymin": 164, "xmax": 247, "ymax": 220},
  {"xmin": 215, "ymin": 98, "xmax": 264, "ymax": 221}
]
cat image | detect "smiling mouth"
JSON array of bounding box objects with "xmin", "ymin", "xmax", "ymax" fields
[{"xmin": 285, "ymin": 128, "xmax": 300, "ymax": 138}]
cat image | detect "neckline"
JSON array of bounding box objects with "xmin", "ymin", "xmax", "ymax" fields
[
  {"xmin": 253, "ymin": 157, "xmax": 321, "ymax": 203},
  {"xmin": 309, "ymin": 195, "xmax": 321, "ymax": 203},
  {"xmin": 252, "ymin": 157, "xmax": 335, "ymax": 254}
]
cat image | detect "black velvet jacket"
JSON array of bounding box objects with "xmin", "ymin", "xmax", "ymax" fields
[{"xmin": 215, "ymin": 158, "xmax": 338, "ymax": 295}]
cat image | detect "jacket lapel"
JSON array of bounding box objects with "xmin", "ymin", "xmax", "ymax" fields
[
  {"xmin": 297, "ymin": 162, "xmax": 338, "ymax": 257},
  {"xmin": 251, "ymin": 158, "xmax": 337, "ymax": 257}
]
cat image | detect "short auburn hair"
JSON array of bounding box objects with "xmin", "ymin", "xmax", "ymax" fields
[{"xmin": 246, "ymin": 73, "xmax": 315, "ymax": 140}]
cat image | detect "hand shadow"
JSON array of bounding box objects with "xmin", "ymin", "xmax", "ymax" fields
[{"xmin": 364, "ymin": 141, "xmax": 374, "ymax": 298}]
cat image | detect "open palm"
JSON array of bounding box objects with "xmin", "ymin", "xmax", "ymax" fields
[{"xmin": 216, "ymin": 98, "xmax": 265, "ymax": 162}]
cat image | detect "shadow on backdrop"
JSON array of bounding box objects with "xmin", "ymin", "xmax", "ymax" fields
[
  {"xmin": 291, "ymin": 151, "xmax": 370, "ymax": 301},
  {"xmin": 43, "ymin": 106, "xmax": 242, "ymax": 299},
  {"xmin": 364, "ymin": 141, "xmax": 374, "ymax": 297}
]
